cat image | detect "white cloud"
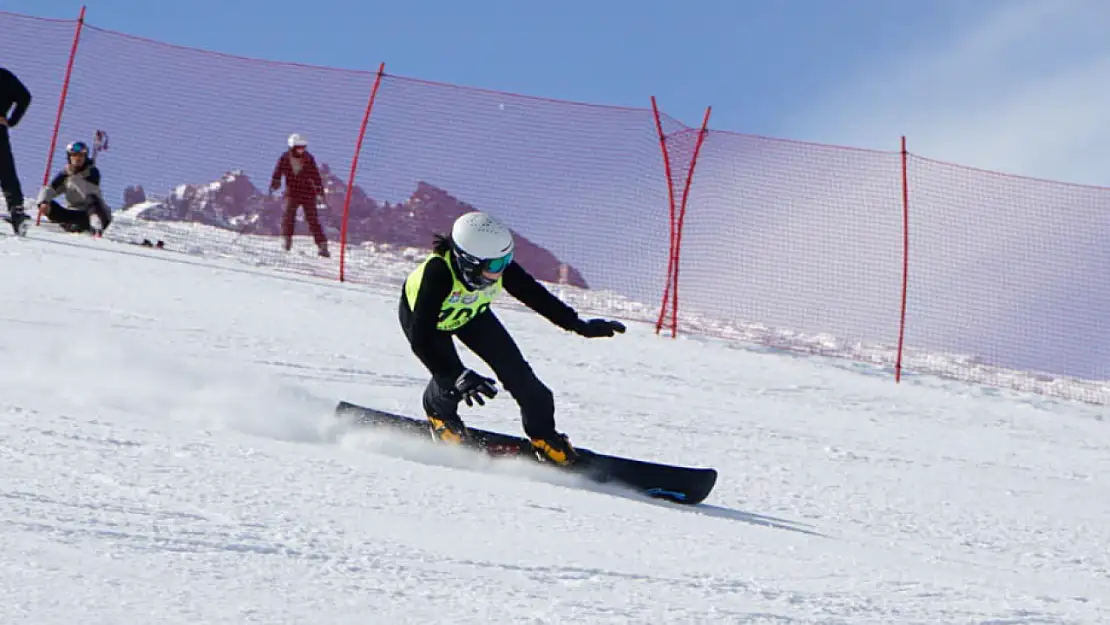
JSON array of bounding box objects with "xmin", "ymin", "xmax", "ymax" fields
[{"xmin": 787, "ymin": 0, "xmax": 1110, "ymax": 187}]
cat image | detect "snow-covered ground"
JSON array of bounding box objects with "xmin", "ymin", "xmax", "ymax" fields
[
  {"xmin": 1, "ymin": 225, "xmax": 1108, "ymax": 624},
  {"xmin": 101, "ymin": 206, "xmax": 1110, "ymax": 406}
]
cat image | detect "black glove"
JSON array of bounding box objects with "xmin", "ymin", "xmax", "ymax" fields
[
  {"xmin": 574, "ymin": 318, "xmax": 626, "ymax": 338},
  {"xmin": 454, "ymin": 369, "xmax": 498, "ymax": 407}
]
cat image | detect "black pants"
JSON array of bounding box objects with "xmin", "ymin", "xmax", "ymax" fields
[
  {"xmin": 0, "ymin": 127, "xmax": 24, "ymax": 211},
  {"xmin": 42, "ymin": 198, "xmax": 112, "ymax": 232},
  {"xmin": 398, "ymin": 292, "xmax": 557, "ymax": 439}
]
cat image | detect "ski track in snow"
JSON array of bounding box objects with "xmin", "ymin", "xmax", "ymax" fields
[{"xmin": 0, "ymin": 227, "xmax": 1108, "ymax": 624}]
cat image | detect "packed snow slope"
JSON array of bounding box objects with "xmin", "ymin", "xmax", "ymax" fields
[{"xmin": 1, "ymin": 229, "xmax": 1108, "ymax": 625}]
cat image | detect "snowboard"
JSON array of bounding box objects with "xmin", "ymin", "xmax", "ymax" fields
[{"xmin": 335, "ymin": 400, "xmax": 718, "ymax": 505}]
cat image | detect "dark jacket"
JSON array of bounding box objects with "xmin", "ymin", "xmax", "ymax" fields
[
  {"xmin": 38, "ymin": 160, "xmax": 106, "ymax": 210},
  {"xmin": 0, "ymin": 67, "xmax": 32, "ymax": 127},
  {"xmin": 403, "ymin": 253, "xmax": 580, "ymax": 386},
  {"xmin": 270, "ymin": 150, "xmax": 324, "ymax": 201}
]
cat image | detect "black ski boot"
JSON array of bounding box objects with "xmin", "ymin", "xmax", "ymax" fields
[{"xmin": 7, "ymin": 209, "xmax": 28, "ymax": 236}]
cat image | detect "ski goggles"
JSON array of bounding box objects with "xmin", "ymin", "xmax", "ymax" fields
[{"xmin": 482, "ymin": 252, "xmax": 513, "ymax": 274}]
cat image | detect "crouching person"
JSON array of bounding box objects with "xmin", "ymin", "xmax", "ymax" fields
[{"xmin": 37, "ymin": 141, "xmax": 112, "ymax": 235}]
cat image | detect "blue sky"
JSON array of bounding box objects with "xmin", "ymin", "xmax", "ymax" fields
[
  {"xmin": 2, "ymin": 0, "xmax": 1108, "ymax": 377},
  {"xmin": 8, "ymin": 0, "xmax": 1108, "ymax": 187}
]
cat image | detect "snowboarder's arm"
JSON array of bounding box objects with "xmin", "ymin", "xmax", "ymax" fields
[
  {"xmin": 36, "ymin": 171, "xmax": 68, "ymax": 205},
  {"xmin": 269, "ymin": 154, "xmax": 286, "ymax": 191},
  {"xmin": 501, "ymin": 261, "xmax": 580, "ymax": 331},
  {"xmin": 408, "ymin": 256, "xmax": 467, "ymax": 385},
  {"xmin": 0, "ymin": 68, "xmax": 31, "ymax": 127}
]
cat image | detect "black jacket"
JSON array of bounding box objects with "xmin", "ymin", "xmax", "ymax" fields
[
  {"xmin": 0, "ymin": 67, "xmax": 31, "ymax": 128},
  {"xmin": 404, "ymin": 255, "xmax": 580, "ymax": 385}
]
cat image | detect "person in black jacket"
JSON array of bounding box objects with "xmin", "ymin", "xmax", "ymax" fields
[
  {"xmin": 0, "ymin": 66, "xmax": 31, "ymax": 233},
  {"xmin": 398, "ymin": 210, "xmax": 625, "ymax": 466}
]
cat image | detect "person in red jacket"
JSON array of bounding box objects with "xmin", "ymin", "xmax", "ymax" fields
[{"xmin": 269, "ymin": 133, "xmax": 329, "ymax": 257}]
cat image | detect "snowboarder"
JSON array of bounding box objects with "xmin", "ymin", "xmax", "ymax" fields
[
  {"xmin": 36, "ymin": 141, "xmax": 112, "ymax": 235},
  {"xmin": 398, "ymin": 210, "xmax": 626, "ymax": 466},
  {"xmin": 269, "ymin": 133, "xmax": 329, "ymax": 257},
  {"xmin": 0, "ymin": 65, "xmax": 32, "ymax": 234}
]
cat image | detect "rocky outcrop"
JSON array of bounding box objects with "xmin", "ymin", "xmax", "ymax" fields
[
  {"xmin": 122, "ymin": 185, "xmax": 146, "ymax": 207},
  {"xmin": 125, "ymin": 164, "xmax": 588, "ymax": 288}
]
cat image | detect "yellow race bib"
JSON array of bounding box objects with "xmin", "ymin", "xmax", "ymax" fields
[{"xmin": 404, "ymin": 252, "xmax": 503, "ymax": 331}]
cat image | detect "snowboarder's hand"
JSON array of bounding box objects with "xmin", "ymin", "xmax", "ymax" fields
[
  {"xmin": 454, "ymin": 369, "xmax": 498, "ymax": 407},
  {"xmin": 574, "ymin": 318, "xmax": 626, "ymax": 338},
  {"xmin": 0, "ymin": 116, "xmax": 7, "ymax": 127}
]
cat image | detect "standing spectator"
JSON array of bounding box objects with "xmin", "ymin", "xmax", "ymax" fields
[
  {"xmin": 269, "ymin": 133, "xmax": 329, "ymax": 257},
  {"xmin": 37, "ymin": 141, "xmax": 112, "ymax": 235},
  {"xmin": 0, "ymin": 66, "xmax": 32, "ymax": 234}
]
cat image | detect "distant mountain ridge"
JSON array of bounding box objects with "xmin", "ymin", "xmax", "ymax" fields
[{"xmin": 120, "ymin": 165, "xmax": 588, "ymax": 288}]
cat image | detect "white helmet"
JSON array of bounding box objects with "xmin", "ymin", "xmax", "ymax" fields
[
  {"xmin": 450, "ymin": 211, "xmax": 515, "ymax": 289},
  {"xmin": 288, "ymin": 133, "xmax": 308, "ymax": 148}
]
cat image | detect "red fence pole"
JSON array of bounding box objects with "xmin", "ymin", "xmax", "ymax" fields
[
  {"xmin": 668, "ymin": 105, "xmax": 712, "ymax": 338},
  {"xmin": 895, "ymin": 135, "xmax": 910, "ymax": 382},
  {"xmin": 37, "ymin": 4, "xmax": 86, "ymax": 225},
  {"xmin": 339, "ymin": 61, "xmax": 386, "ymax": 283},
  {"xmin": 650, "ymin": 96, "xmax": 679, "ymax": 335}
]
